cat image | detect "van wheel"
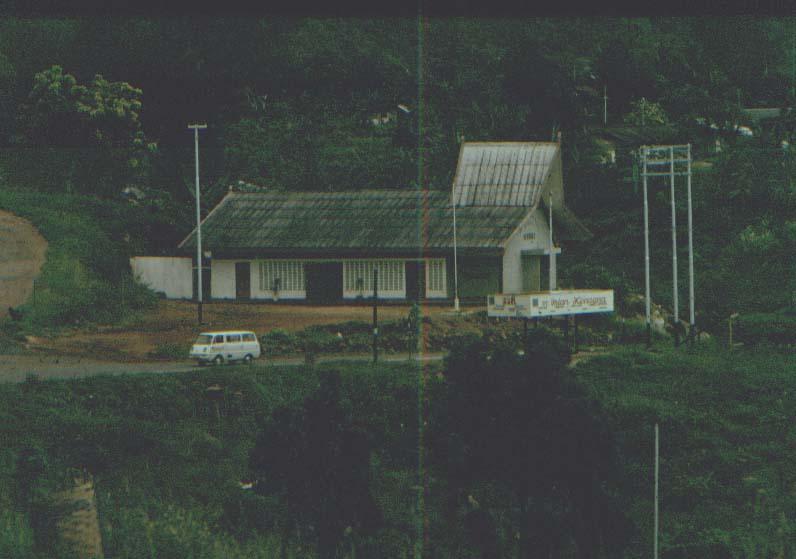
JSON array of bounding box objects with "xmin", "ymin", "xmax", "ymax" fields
[
  {"xmin": 243, "ymin": 354, "xmax": 253, "ymax": 365},
  {"xmin": 213, "ymin": 355, "xmax": 224, "ymax": 366}
]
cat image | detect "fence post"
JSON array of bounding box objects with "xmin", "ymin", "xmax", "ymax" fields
[{"xmin": 372, "ymin": 268, "xmax": 378, "ymax": 364}]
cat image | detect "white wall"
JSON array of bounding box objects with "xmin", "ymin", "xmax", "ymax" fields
[
  {"xmin": 130, "ymin": 256, "xmax": 193, "ymax": 299},
  {"xmin": 501, "ymin": 209, "xmax": 557, "ymax": 294},
  {"xmin": 211, "ymin": 260, "xmax": 236, "ymax": 299}
]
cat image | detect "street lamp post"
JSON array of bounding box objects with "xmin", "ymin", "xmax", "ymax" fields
[{"xmin": 189, "ymin": 123, "xmax": 208, "ymax": 325}]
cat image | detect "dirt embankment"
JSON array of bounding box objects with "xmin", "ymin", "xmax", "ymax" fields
[{"xmin": 0, "ymin": 210, "xmax": 47, "ymax": 318}]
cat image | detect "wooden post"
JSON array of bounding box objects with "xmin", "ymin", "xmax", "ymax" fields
[
  {"xmin": 573, "ymin": 315, "xmax": 578, "ymax": 353},
  {"xmin": 373, "ymin": 267, "xmax": 378, "ymax": 364}
]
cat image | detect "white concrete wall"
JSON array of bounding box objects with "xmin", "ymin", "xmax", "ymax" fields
[
  {"xmin": 211, "ymin": 260, "xmax": 236, "ymax": 299},
  {"xmin": 130, "ymin": 256, "xmax": 193, "ymax": 299},
  {"xmin": 502, "ymin": 209, "xmax": 555, "ymax": 294},
  {"xmin": 211, "ymin": 259, "xmax": 308, "ymax": 300}
]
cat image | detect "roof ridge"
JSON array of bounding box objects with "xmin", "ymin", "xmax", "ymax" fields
[{"xmin": 462, "ymin": 141, "xmax": 558, "ymax": 146}]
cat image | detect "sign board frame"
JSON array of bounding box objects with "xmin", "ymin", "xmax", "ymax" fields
[{"xmin": 487, "ymin": 289, "xmax": 614, "ymax": 318}]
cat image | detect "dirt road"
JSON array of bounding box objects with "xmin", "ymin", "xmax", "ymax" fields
[
  {"xmin": 0, "ymin": 352, "xmax": 446, "ymax": 383},
  {"xmin": 0, "ymin": 210, "xmax": 47, "ymax": 318},
  {"xmin": 29, "ymin": 300, "xmax": 470, "ymax": 362}
]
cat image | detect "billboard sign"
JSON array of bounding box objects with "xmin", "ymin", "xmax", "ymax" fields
[{"xmin": 487, "ymin": 290, "xmax": 614, "ymax": 318}]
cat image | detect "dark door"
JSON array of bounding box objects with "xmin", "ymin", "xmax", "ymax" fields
[
  {"xmin": 405, "ymin": 261, "xmax": 425, "ymax": 301},
  {"xmin": 539, "ymin": 256, "xmax": 550, "ymax": 291},
  {"xmin": 521, "ymin": 255, "xmax": 541, "ymax": 292},
  {"xmin": 305, "ymin": 262, "xmax": 343, "ymax": 303},
  {"xmin": 235, "ymin": 262, "xmax": 251, "ymax": 299}
]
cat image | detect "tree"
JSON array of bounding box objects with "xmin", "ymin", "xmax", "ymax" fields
[
  {"xmin": 0, "ymin": 52, "xmax": 16, "ymax": 143},
  {"xmin": 17, "ymin": 65, "xmax": 156, "ymax": 195},
  {"xmin": 623, "ymin": 98, "xmax": 669, "ymax": 126},
  {"xmin": 433, "ymin": 331, "xmax": 631, "ymax": 558},
  {"xmin": 249, "ymin": 371, "xmax": 381, "ymax": 558}
]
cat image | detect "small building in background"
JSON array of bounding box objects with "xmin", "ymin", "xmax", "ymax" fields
[{"xmin": 134, "ymin": 141, "xmax": 590, "ymax": 303}]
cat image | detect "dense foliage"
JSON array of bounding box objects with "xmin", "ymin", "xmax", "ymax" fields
[
  {"xmin": 573, "ymin": 343, "xmax": 796, "ymax": 558},
  {"xmin": 1, "ymin": 17, "xmax": 795, "ymax": 331},
  {"xmin": 0, "ymin": 362, "xmax": 429, "ymax": 558},
  {"xmin": 432, "ymin": 330, "xmax": 631, "ymax": 557}
]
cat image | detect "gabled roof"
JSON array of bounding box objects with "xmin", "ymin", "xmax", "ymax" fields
[
  {"xmin": 452, "ymin": 142, "xmax": 558, "ymax": 207},
  {"xmin": 741, "ymin": 107, "xmax": 787, "ymax": 123},
  {"xmin": 179, "ymin": 189, "xmax": 529, "ymax": 253}
]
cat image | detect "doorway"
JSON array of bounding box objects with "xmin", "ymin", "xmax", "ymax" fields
[
  {"xmin": 405, "ymin": 261, "xmax": 426, "ymax": 301},
  {"xmin": 235, "ymin": 262, "xmax": 251, "ymax": 299},
  {"xmin": 305, "ymin": 262, "xmax": 343, "ymax": 303},
  {"xmin": 521, "ymin": 255, "xmax": 541, "ymax": 292}
]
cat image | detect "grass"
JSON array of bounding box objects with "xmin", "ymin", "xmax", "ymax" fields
[
  {"xmin": 3, "ymin": 338, "xmax": 794, "ymax": 558},
  {"xmin": 572, "ymin": 341, "xmax": 796, "ymax": 558},
  {"xmin": 0, "ymin": 187, "xmax": 158, "ymax": 334},
  {"xmin": 0, "ymin": 360, "xmax": 438, "ymax": 558}
]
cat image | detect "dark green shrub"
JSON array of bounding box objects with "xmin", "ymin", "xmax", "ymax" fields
[
  {"xmin": 734, "ymin": 311, "xmax": 796, "ymax": 346},
  {"xmin": 148, "ymin": 342, "xmax": 187, "ymax": 361},
  {"xmin": 260, "ymin": 328, "xmax": 299, "ymax": 355},
  {"xmin": 298, "ymin": 327, "xmax": 345, "ymax": 354}
]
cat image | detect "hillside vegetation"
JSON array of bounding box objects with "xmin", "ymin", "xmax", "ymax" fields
[
  {"xmin": 2, "ymin": 337, "xmax": 796, "ymax": 557},
  {"xmin": 1, "ymin": 17, "xmax": 795, "ymax": 333}
]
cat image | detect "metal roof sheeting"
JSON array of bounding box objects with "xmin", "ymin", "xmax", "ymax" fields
[
  {"xmin": 179, "ymin": 190, "xmax": 529, "ymax": 253},
  {"xmin": 452, "ymin": 142, "xmax": 558, "ymax": 207}
]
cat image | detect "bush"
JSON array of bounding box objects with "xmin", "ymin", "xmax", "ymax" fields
[
  {"xmin": 148, "ymin": 342, "xmax": 186, "ymax": 361},
  {"xmin": 734, "ymin": 311, "xmax": 796, "ymax": 346},
  {"xmin": 259, "ymin": 328, "xmax": 298, "ymax": 355},
  {"xmin": 298, "ymin": 327, "xmax": 345, "ymax": 354},
  {"xmin": 0, "ymin": 509, "xmax": 37, "ymax": 559}
]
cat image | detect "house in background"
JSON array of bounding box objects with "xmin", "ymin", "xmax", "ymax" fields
[{"xmin": 132, "ymin": 141, "xmax": 590, "ymax": 303}]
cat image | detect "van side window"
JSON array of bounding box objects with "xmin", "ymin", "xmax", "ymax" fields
[
  {"xmin": 227, "ymin": 334, "xmax": 242, "ymax": 343},
  {"xmin": 242, "ymin": 333, "xmax": 256, "ymax": 342},
  {"xmin": 213, "ymin": 335, "xmax": 224, "ymax": 344}
]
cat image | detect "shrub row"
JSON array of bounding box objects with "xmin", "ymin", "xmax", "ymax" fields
[
  {"xmin": 261, "ymin": 319, "xmax": 422, "ymax": 356},
  {"xmin": 734, "ymin": 310, "xmax": 796, "ymax": 346}
]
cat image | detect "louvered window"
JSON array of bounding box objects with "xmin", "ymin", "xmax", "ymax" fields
[
  {"xmin": 258, "ymin": 261, "xmax": 305, "ymax": 295},
  {"xmin": 425, "ymin": 259, "xmax": 447, "ymax": 298},
  {"xmin": 343, "ymin": 260, "xmax": 405, "ymax": 298}
]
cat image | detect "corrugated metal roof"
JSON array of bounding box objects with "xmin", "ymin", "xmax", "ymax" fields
[
  {"xmin": 741, "ymin": 107, "xmax": 784, "ymax": 123},
  {"xmin": 452, "ymin": 142, "xmax": 558, "ymax": 207},
  {"xmin": 179, "ymin": 190, "xmax": 529, "ymax": 253}
]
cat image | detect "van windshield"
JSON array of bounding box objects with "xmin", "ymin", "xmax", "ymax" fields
[{"xmin": 195, "ymin": 335, "xmax": 213, "ymax": 345}]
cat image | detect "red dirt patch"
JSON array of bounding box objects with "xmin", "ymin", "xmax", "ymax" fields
[
  {"xmin": 29, "ymin": 299, "xmax": 479, "ymax": 362},
  {"xmin": 0, "ymin": 210, "xmax": 47, "ymax": 318}
]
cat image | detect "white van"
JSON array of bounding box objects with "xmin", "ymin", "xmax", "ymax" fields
[{"xmin": 190, "ymin": 331, "xmax": 261, "ymax": 365}]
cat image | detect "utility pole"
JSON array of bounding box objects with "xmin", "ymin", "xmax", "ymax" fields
[
  {"xmin": 452, "ymin": 200, "xmax": 460, "ymax": 311},
  {"xmin": 686, "ymin": 144, "xmax": 695, "ymax": 344},
  {"xmin": 548, "ymin": 193, "xmax": 556, "ymax": 291},
  {"xmin": 603, "ymin": 85, "xmax": 608, "ymax": 125},
  {"xmin": 669, "ymin": 146, "xmax": 679, "ymax": 346},
  {"xmin": 640, "ymin": 144, "xmax": 694, "ymax": 349},
  {"xmin": 189, "ymin": 123, "xmax": 208, "ymax": 325},
  {"xmin": 654, "ymin": 422, "xmax": 660, "ymax": 559},
  {"xmin": 641, "ymin": 97, "xmax": 646, "ymax": 127},
  {"xmin": 642, "ymin": 148, "xmax": 651, "ymax": 347}
]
